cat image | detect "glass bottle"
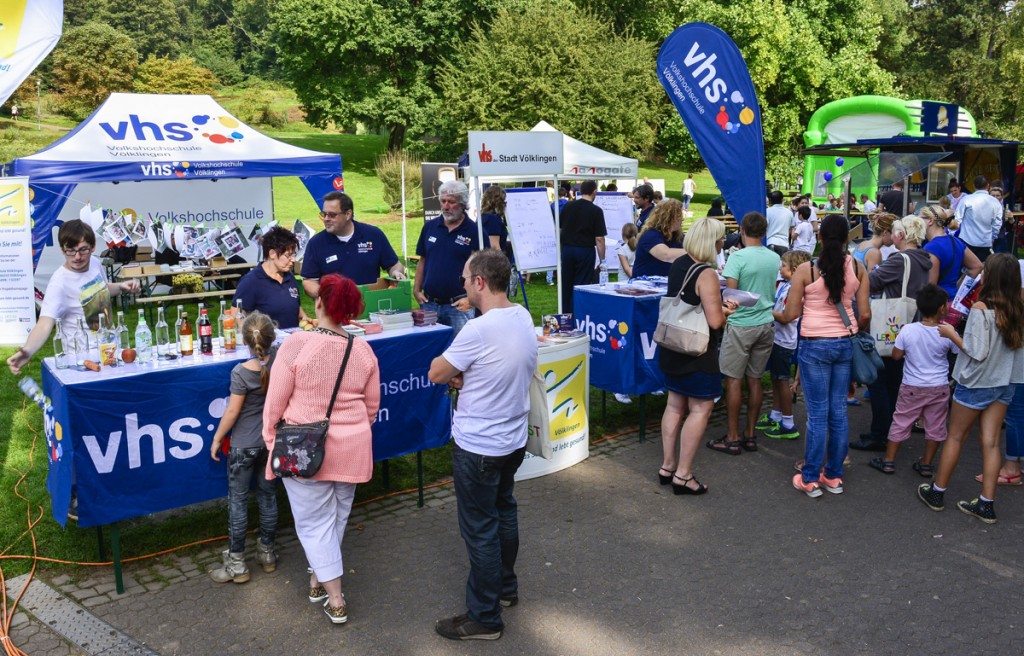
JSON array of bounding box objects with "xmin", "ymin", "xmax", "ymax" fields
[
  {"xmin": 135, "ymin": 308, "xmax": 153, "ymax": 362},
  {"xmin": 173, "ymin": 305, "xmax": 184, "ymax": 355},
  {"xmin": 53, "ymin": 317, "xmax": 69, "ymax": 369},
  {"xmin": 178, "ymin": 311, "xmax": 194, "ymax": 356},
  {"xmin": 217, "ymin": 299, "xmax": 227, "ymax": 345},
  {"xmin": 115, "ymin": 310, "xmax": 130, "ymax": 362},
  {"xmin": 198, "ymin": 309, "xmax": 213, "ymax": 355},
  {"xmin": 155, "ymin": 306, "xmax": 171, "ymax": 358},
  {"xmin": 75, "ymin": 317, "xmax": 90, "ymax": 366},
  {"xmin": 97, "ymin": 314, "xmax": 117, "ymax": 367}
]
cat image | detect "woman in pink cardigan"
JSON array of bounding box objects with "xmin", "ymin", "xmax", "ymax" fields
[{"xmin": 263, "ymin": 274, "xmax": 380, "ymax": 625}]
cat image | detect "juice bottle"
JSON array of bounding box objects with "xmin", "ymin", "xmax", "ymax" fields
[{"xmin": 179, "ymin": 311, "xmax": 194, "ymax": 356}]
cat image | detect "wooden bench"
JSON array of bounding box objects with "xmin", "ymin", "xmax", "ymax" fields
[{"xmin": 136, "ymin": 289, "xmax": 236, "ymax": 322}]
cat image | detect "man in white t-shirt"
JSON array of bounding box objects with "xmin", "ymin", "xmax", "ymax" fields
[
  {"xmin": 8, "ymin": 220, "xmax": 140, "ymax": 375},
  {"xmin": 765, "ymin": 190, "xmax": 791, "ymax": 255},
  {"xmin": 428, "ymin": 250, "xmax": 537, "ymax": 641}
]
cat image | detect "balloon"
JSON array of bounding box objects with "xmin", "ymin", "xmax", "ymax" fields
[
  {"xmin": 835, "ymin": 157, "xmax": 844, "ymax": 167},
  {"xmin": 824, "ymin": 172, "xmax": 833, "ymax": 182}
]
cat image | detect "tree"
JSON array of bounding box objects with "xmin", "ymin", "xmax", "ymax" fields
[
  {"xmin": 436, "ymin": 0, "xmax": 662, "ymax": 158},
  {"xmin": 50, "ymin": 23, "xmax": 139, "ymax": 120},
  {"xmin": 98, "ymin": 0, "xmax": 192, "ymax": 59},
  {"xmin": 133, "ymin": 56, "xmax": 218, "ymax": 95},
  {"xmin": 269, "ymin": 0, "xmax": 503, "ymax": 150},
  {"xmin": 654, "ymin": 0, "xmax": 898, "ymax": 173}
]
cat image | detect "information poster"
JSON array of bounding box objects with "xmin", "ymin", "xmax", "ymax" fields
[
  {"xmin": 505, "ymin": 188, "xmax": 557, "ymax": 272},
  {"xmin": 0, "ymin": 177, "xmax": 35, "ymax": 345}
]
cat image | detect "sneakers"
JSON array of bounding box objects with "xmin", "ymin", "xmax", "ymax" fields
[
  {"xmin": 208, "ymin": 551, "xmax": 251, "ymax": 584},
  {"xmin": 957, "ymin": 498, "xmax": 997, "ymax": 524},
  {"xmin": 323, "ymin": 597, "xmax": 348, "ymax": 624},
  {"xmin": 819, "ymin": 473, "xmax": 844, "ymax": 494},
  {"xmin": 308, "ymin": 585, "xmax": 328, "ymax": 603},
  {"xmin": 256, "ymin": 539, "xmax": 277, "ymax": 573},
  {"xmin": 499, "ymin": 596, "xmax": 519, "ymax": 608},
  {"xmin": 435, "ymin": 614, "xmax": 502, "ymax": 641},
  {"xmin": 792, "ymin": 474, "xmax": 822, "ymax": 498},
  {"xmin": 614, "ymin": 393, "xmax": 632, "ymax": 404},
  {"xmin": 755, "ymin": 413, "xmax": 779, "ymax": 431},
  {"xmin": 917, "ymin": 483, "xmax": 945, "ymax": 511},
  {"xmin": 764, "ymin": 423, "xmax": 800, "ymax": 440}
]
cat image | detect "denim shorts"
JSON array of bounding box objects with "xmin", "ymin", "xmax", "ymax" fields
[
  {"xmin": 952, "ymin": 383, "xmax": 1015, "ymax": 410},
  {"xmin": 768, "ymin": 343, "xmax": 795, "ymax": 381}
]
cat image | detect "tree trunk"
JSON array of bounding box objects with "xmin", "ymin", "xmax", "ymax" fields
[{"xmin": 388, "ymin": 124, "xmax": 407, "ymax": 151}]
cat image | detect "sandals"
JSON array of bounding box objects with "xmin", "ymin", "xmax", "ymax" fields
[
  {"xmin": 869, "ymin": 457, "xmax": 896, "ymax": 475},
  {"xmin": 740, "ymin": 436, "xmax": 758, "ymax": 452},
  {"xmin": 658, "ymin": 468, "xmax": 673, "ymax": 486},
  {"xmin": 973, "ymin": 472, "xmax": 1023, "ymax": 486},
  {"xmin": 706, "ymin": 437, "xmax": 742, "ymax": 456},
  {"xmin": 912, "ymin": 458, "xmax": 935, "ymax": 478},
  {"xmin": 672, "ymin": 474, "xmax": 708, "ymax": 496}
]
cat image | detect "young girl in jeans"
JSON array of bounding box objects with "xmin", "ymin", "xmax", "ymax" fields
[
  {"xmin": 208, "ymin": 311, "xmax": 278, "ymax": 583},
  {"xmin": 918, "ymin": 254, "xmax": 1024, "ymax": 523},
  {"xmin": 776, "ymin": 215, "xmax": 871, "ymax": 497}
]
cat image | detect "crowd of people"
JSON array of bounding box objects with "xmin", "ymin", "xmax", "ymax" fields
[{"xmin": 652, "ymin": 182, "xmax": 1023, "ymax": 527}]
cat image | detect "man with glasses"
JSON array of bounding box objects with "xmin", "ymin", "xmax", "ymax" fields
[
  {"xmin": 8, "ymin": 219, "xmax": 141, "ymax": 375},
  {"xmin": 301, "ymin": 191, "xmax": 405, "ymax": 299},
  {"xmin": 414, "ymin": 180, "xmax": 481, "ymax": 336}
]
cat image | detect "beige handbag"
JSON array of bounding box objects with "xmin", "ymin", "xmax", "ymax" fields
[
  {"xmin": 869, "ymin": 253, "xmax": 917, "ymax": 357},
  {"xmin": 653, "ymin": 263, "xmax": 711, "ymax": 356}
]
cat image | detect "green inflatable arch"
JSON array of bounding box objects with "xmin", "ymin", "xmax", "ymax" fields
[{"xmin": 801, "ymin": 95, "xmax": 978, "ymax": 200}]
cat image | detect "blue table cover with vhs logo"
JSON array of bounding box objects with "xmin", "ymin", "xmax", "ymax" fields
[
  {"xmin": 42, "ymin": 325, "xmax": 453, "ymax": 527},
  {"xmin": 573, "ymin": 285, "xmax": 665, "ymax": 395}
]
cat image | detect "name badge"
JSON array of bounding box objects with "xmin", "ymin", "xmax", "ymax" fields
[
  {"xmin": 325, "ymin": 255, "xmax": 338, "ymax": 264},
  {"xmin": 428, "ymin": 236, "xmax": 437, "ymax": 243}
]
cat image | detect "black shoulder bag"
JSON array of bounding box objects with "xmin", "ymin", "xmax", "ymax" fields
[{"xmin": 270, "ymin": 333, "xmax": 354, "ymax": 478}]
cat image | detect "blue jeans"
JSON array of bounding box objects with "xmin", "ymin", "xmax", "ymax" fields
[
  {"xmin": 1006, "ymin": 384, "xmax": 1024, "ymax": 461},
  {"xmin": 798, "ymin": 338, "xmax": 852, "ymax": 481},
  {"xmin": 227, "ymin": 446, "xmax": 278, "ymax": 553},
  {"xmin": 420, "ymin": 301, "xmax": 474, "ymax": 336},
  {"xmin": 451, "ymin": 442, "xmax": 527, "ymax": 630}
]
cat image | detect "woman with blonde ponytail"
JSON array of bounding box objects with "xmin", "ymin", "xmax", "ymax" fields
[{"xmin": 208, "ymin": 311, "xmax": 279, "ymax": 585}]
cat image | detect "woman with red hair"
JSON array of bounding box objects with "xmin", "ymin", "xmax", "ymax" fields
[{"xmin": 263, "ymin": 274, "xmax": 381, "ymax": 624}]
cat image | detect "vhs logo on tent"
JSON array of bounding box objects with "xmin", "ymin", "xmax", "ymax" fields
[
  {"xmin": 140, "ymin": 161, "xmax": 191, "ymax": 177},
  {"xmin": 100, "ymin": 114, "xmax": 246, "ymax": 144}
]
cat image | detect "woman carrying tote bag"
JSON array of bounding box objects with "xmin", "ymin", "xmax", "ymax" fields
[
  {"xmin": 852, "ymin": 215, "xmax": 938, "ymax": 452},
  {"xmin": 656, "ymin": 218, "xmax": 736, "ymax": 496}
]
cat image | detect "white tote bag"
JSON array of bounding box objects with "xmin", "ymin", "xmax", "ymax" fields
[
  {"xmin": 526, "ymin": 372, "xmax": 553, "ymax": 460},
  {"xmin": 870, "ymin": 253, "xmax": 917, "ymax": 357}
]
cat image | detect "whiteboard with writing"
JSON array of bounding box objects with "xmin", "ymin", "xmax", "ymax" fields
[
  {"xmin": 594, "ymin": 192, "xmax": 634, "ymax": 245},
  {"xmin": 505, "ymin": 188, "xmax": 557, "ymax": 272}
]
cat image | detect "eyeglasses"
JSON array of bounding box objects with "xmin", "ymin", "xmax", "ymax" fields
[
  {"xmin": 320, "ymin": 211, "xmax": 343, "ymax": 219},
  {"xmin": 63, "ymin": 246, "xmax": 92, "ymax": 257},
  {"xmin": 278, "ymin": 251, "xmax": 297, "ymax": 260}
]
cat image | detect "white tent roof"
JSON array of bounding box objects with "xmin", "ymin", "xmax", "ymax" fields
[{"xmin": 531, "ymin": 120, "xmax": 639, "ymax": 179}]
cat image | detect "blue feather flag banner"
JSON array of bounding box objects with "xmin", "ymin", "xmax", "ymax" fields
[{"xmin": 657, "ymin": 23, "xmax": 766, "ymax": 219}]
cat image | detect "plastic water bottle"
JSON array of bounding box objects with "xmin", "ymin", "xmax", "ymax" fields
[
  {"xmin": 599, "ymin": 265, "xmax": 608, "ymax": 287},
  {"xmin": 18, "ymin": 377, "xmax": 51, "ymax": 411}
]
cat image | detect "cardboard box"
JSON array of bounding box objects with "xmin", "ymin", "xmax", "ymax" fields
[
  {"xmin": 141, "ymin": 264, "xmax": 163, "ymax": 275},
  {"xmin": 357, "ymin": 278, "xmax": 412, "ymax": 320},
  {"xmin": 133, "ymin": 246, "xmax": 154, "ymax": 262},
  {"xmin": 208, "ymin": 256, "xmax": 229, "ymax": 268}
]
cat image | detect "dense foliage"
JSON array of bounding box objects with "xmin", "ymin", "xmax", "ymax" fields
[{"xmin": 12, "ymin": 1, "xmax": 1024, "ymax": 164}]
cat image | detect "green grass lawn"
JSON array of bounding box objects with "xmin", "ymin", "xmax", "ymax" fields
[{"xmin": 2, "ymin": 129, "xmax": 701, "ymax": 579}]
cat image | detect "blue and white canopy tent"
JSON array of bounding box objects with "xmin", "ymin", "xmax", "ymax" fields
[{"xmin": 5, "ymin": 93, "xmax": 342, "ymax": 287}]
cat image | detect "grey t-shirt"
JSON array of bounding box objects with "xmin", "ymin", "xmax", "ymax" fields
[{"xmin": 229, "ymin": 355, "xmax": 273, "ymax": 449}]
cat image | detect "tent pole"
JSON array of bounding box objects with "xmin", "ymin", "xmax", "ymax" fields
[
  {"xmin": 401, "ymin": 160, "xmax": 407, "ymax": 261},
  {"xmin": 554, "ymin": 174, "xmax": 562, "ymax": 314},
  {"xmin": 474, "ymin": 176, "xmax": 485, "ymax": 249}
]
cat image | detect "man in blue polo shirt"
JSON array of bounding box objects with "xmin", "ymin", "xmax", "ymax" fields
[
  {"xmin": 415, "ymin": 180, "xmax": 481, "ymax": 335},
  {"xmin": 301, "ymin": 191, "xmax": 405, "ymax": 298}
]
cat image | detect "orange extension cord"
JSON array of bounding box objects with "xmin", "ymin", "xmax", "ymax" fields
[{"xmin": 0, "ymin": 397, "xmax": 645, "ymax": 654}]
